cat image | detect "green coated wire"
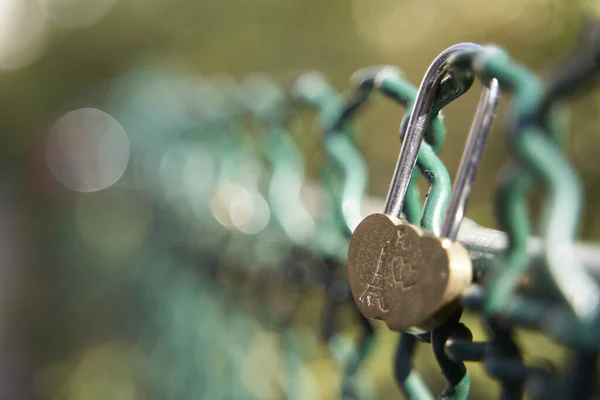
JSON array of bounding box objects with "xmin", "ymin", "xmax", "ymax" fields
[
  {"xmin": 323, "ymin": 65, "xmax": 450, "ymax": 399},
  {"xmin": 381, "ymin": 61, "xmax": 490, "ymax": 400},
  {"xmin": 296, "ymin": 67, "xmax": 455, "ymax": 238},
  {"xmin": 108, "ymin": 55, "xmax": 600, "ymax": 399},
  {"xmin": 375, "ymin": 69, "xmax": 452, "ymax": 235},
  {"xmin": 336, "ymin": 63, "xmax": 471, "ymax": 233},
  {"xmin": 404, "ymin": 374, "xmax": 435, "ymax": 400},
  {"xmin": 446, "ymin": 48, "xmax": 536, "ymax": 318},
  {"xmin": 459, "ymin": 47, "xmax": 600, "ymax": 328},
  {"xmin": 189, "ymin": 79, "xmax": 261, "ymax": 399},
  {"xmin": 439, "ymin": 373, "xmax": 470, "ymax": 400},
  {"xmin": 110, "ymin": 68, "xmax": 253, "ymax": 399},
  {"xmin": 291, "ymin": 71, "xmax": 361, "ymax": 260},
  {"xmin": 240, "ymin": 74, "xmax": 321, "ymax": 399},
  {"xmin": 377, "ymin": 69, "xmax": 466, "ymax": 400},
  {"xmin": 323, "ymin": 134, "xmax": 369, "ymax": 236},
  {"xmin": 240, "ymin": 74, "xmax": 319, "ymax": 261},
  {"xmin": 312, "ymin": 65, "xmax": 457, "ymax": 399},
  {"xmin": 321, "ymin": 64, "xmax": 471, "ymax": 399},
  {"xmin": 292, "ymin": 72, "xmax": 376, "ymax": 399}
]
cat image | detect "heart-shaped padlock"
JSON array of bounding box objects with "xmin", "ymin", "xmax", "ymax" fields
[{"xmin": 348, "ymin": 213, "xmax": 472, "ymax": 333}]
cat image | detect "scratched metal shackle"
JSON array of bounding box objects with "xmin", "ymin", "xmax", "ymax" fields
[{"xmin": 348, "ymin": 43, "xmax": 500, "ymax": 333}]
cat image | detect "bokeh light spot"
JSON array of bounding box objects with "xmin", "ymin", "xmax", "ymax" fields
[
  {"xmin": 231, "ymin": 191, "xmax": 270, "ymax": 235},
  {"xmin": 211, "ymin": 183, "xmax": 249, "ymax": 230},
  {"xmin": 47, "ymin": 108, "xmax": 130, "ymax": 193},
  {"xmin": 0, "ymin": 0, "xmax": 48, "ymax": 70}
]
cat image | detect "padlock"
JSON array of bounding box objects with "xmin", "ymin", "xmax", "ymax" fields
[
  {"xmin": 348, "ymin": 43, "xmax": 500, "ymax": 333},
  {"xmin": 348, "ymin": 213, "xmax": 471, "ymax": 333}
]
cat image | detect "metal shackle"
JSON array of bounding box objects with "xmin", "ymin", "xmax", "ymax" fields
[
  {"xmin": 385, "ymin": 43, "xmax": 492, "ymax": 222},
  {"xmin": 348, "ymin": 43, "xmax": 500, "ymax": 334}
]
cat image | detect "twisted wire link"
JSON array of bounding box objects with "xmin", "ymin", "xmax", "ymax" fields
[
  {"xmin": 446, "ymin": 38, "xmax": 600, "ymax": 398},
  {"xmin": 291, "ymin": 72, "xmax": 377, "ymax": 399},
  {"xmin": 341, "ymin": 63, "xmax": 484, "ymax": 399},
  {"xmin": 110, "ymin": 46, "xmax": 600, "ymax": 398},
  {"xmin": 459, "ymin": 46, "xmax": 600, "ymax": 339},
  {"xmin": 384, "ymin": 43, "xmax": 502, "ymax": 399},
  {"xmin": 333, "ymin": 65, "xmax": 453, "ymax": 400}
]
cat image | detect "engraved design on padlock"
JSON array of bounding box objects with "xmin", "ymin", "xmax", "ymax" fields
[
  {"xmin": 359, "ymin": 241, "xmax": 390, "ymax": 311},
  {"xmin": 347, "ymin": 50, "xmax": 499, "ymax": 333},
  {"xmin": 348, "ymin": 213, "xmax": 472, "ymax": 333},
  {"xmin": 391, "ymin": 230, "xmax": 420, "ymax": 289}
]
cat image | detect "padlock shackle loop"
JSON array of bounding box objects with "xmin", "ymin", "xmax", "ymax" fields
[
  {"xmin": 331, "ymin": 65, "xmax": 480, "ymax": 235},
  {"xmin": 334, "ymin": 66, "xmax": 446, "ymax": 400},
  {"xmin": 383, "ymin": 43, "xmax": 488, "ymax": 222},
  {"xmin": 336, "ymin": 65, "xmax": 468, "ymax": 151},
  {"xmin": 387, "ymin": 43, "xmax": 500, "ymax": 400},
  {"xmin": 332, "ymin": 65, "xmax": 450, "ymax": 234},
  {"xmin": 441, "ymin": 77, "xmax": 500, "ymax": 241}
]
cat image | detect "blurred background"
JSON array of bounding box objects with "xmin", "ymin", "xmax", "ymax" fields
[{"xmin": 1, "ymin": 0, "xmax": 600, "ymax": 399}]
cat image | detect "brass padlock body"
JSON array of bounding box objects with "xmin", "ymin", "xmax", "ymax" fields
[{"xmin": 348, "ymin": 213, "xmax": 472, "ymax": 332}]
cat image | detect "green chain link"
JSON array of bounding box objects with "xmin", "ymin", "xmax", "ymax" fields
[
  {"xmin": 456, "ymin": 46, "xmax": 600, "ymax": 345},
  {"xmin": 292, "ymin": 72, "xmax": 376, "ymax": 400}
]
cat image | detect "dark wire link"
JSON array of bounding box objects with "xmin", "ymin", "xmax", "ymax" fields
[
  {"xmin": 407, "ymin": 44, "xmax": 499, "ymax": 398},
  {"xmin": 394, "ymin": 334, "xmax": 418, "ymax": 384},
  {"xmin": 563, "ymin": 350, "xmax": 598, "ymax": 400},
  {"xmin": 338, "ymin": 65, "xmax": 477, "ymax": 399},
  {"xmin": 535, "ymin": 25, "xmax": 600, "ymax": 375},
  {"xmin": 394, "ymin": 334, "xmax": 435, "ymax": 400},
  {"xmin": 431, "ymin": 312, "xmax": 472, "ymax": 399},
  {"xmin": 485, "ymin": 320, "xmax": 526, "ymax": 400},
  {"xmin": 465, "ymin": 19, "xmax": 600, "ymax": 352},
  {"xmin": 320, "ymin": 257, "xmax": 354, "ymax": 342},
  {"xmin": 331, "ymin": 66, "xmax": 434, "ymax": 399},
  {"xmin": 445, "ymin": 340, "xmax": 486, "ymax": 362},
  {"xmin": 290, "ymin": 73, "xmax": 376, "ymax": 399},
  {"xmin": 445, "ymin": 308, "xmax": 528, "ymax": 399},
  {"xmin": 430, "ymin": 74, "xmax": 500, "ymax": 397},
  {"xmin": 319, "ymin": 264, "xmax": 376, "ymax": 399},
  {"xmin": 450, "ymin": 43, "xmax": 592, "ymax": 398},
  {"xmin": 336, "ymin": 65, "xmax": 466, "ymax": 234},
  {"xmin": 460, "ymin": 286, "xmax": 532, "ymax": 399},
  {"xmin": 538, "ymin": 17, "xmax": 600, "ymax": 117}
]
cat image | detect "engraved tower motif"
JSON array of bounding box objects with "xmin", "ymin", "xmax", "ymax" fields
[{"xmin": 359, "ymin": 241, "xmax": 389, "ymax": 311}]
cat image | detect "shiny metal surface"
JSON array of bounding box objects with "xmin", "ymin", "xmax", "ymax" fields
[
  {"xmin": 300, "ymin": 183, "xmax": 600, "ymax": 278},
  {"xmin": 347, "ymin": 213, "xmax": 472, "ymax": 332},
  {"xmin": 383, "ymin": 42, "xmax": 483, "ymax": 219},
  {"xmin": 441, "ymin": 78, "xmax": 500, "ymax": 241}
]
